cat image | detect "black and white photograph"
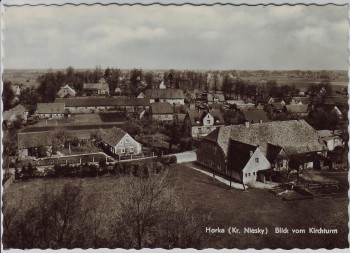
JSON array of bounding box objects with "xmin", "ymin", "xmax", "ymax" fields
[{"xmin": 1, "ymin": 0, "xmax": 349, "ymax": 250}]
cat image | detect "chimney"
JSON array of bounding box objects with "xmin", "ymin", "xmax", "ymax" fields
[
  {"xmin": 245, "ymin": 121, "xmax": 250, "ymax": 127},
  {"xmin": 250, "ymin": 150, "xmax": 253, "ymax": 157}
]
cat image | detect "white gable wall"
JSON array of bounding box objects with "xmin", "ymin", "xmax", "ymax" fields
[
  {"xmin": 115, "ymin": 133, "xmax": 142, "ymax": 155},
  {"xmin": 202, "ymin": 113, "xmax": 214, "ymax": 126},
  {"xmin": 242, "ymin": 148, "xmax": 271, "ymax": 184}
]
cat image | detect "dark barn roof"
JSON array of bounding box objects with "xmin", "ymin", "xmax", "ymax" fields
[
  {"xmin": 55, "ymin": 98, "xmax": 150, "ymax": 107},
  {"xmin": 242, "ymin": 109, "xmax": 269, "ymax": 123},
  {"xmin": 145, "ymin": 89, "xmax": 185, "ymax": 99},
  {"xmin": 150, "ymin": 102, "xmax": 173, "ymax": 114},
  {"xmin": 18, "ymin": 131, "xmax": 53, "ymax": 149},
  {"xmin": 36, "ymin": 103, "xmax": 65, "ymax": 114}
]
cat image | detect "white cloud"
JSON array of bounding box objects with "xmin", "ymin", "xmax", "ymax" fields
[{"xmin": 2, "ymin": 5, "xmax": 348, "ymax": 70}]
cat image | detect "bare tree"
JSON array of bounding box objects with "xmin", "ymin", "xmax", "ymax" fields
[{"xmin": 116, "ymin": 172, "xmax": 173, "ymax": 249}]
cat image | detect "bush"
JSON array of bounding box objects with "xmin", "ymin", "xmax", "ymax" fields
[{"xmin": 159, "ymin": 155, "xmax": 177, "ymax": 165}]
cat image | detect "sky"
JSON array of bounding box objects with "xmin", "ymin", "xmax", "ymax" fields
[{"xmin": 2, "ymin": 4, "xmax": 349, "ymax": 70}]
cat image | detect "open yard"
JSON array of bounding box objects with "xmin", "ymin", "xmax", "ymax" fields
[{"xmin": 3, "ymin": 164, "xmax": 349, "ymax": 249}]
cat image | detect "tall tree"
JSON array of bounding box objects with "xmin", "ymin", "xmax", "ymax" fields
[{"xmin": 3, "ymin": 81, "xmax": 15, "ymax": 110}]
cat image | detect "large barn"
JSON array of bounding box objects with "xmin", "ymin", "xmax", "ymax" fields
[{"xmin": 197, "ymin": 120, "xmax": 327, "ymax": 184}]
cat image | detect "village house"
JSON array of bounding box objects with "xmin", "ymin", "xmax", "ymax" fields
[
  {"xmin": 18, "ymin": 131, "xmax": 53, "ymax": 158},
  {"xmin": 291, "ymin": 96, "xmax": 310, "ymax": 105},
  {"xmin": 184, "ymin": 109, "xmax": 225, "ymax": 138},
  {"xmin": 57, "ymin": 84, "xmax": 76, "ymax": 98},
  {"xmin": 317, "ymin": 130, "xmax": 343, "ymax": 151},
  {"xmin": 197, "ymin": 120, "xmax": 327, "ymax": 184},
  {"xmin": 226, "ymin": 99, "xmax": 256, "ymax": 110},
  {"xmin": 242, "ymin": 109, "xmax": 269, "ymax": 123},
  {"xmin": 150, "ymin": 102, "xmax": 174, "ymax": 122},
  {"xmin": 145, "ymin": 89, "xmax": 185, "ymax": 105},
  {"xmin": 99, "ymin": 127, "xmax": 142, "ymax": 156},
  {"xmin": 55, "ymin": 97, "xmax": 150, "ymax": 113},
  {"xmin": 3, "ymin": 104, "xmax": 28, "ymax": 127},
  {"xmin": 207, "ymin": 93, "xmax": 225, "ymax": 104},
  {"xmin": 83, "ymin": 78, "xmax": 109, "ymax": 95},
  {"xmin": 285, "ymin": 104, "xmax": 309, "ymax": 117},
  {"xmin": 159, "ymin": 81, "xmax": 166, "ymax": 89},
  {"xmin": 35, "ymin": 103, "xmax": 66, "ymax": 119}
]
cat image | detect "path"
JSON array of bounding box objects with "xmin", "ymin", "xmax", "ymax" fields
[{"xmin": 173, "ymin": 151, "xmax": 197, "ymax": 163}]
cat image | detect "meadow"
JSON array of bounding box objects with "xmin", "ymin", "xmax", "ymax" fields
[{"xmin": 3, "ymin": 164, "xmax": 349, "ymax": 249}]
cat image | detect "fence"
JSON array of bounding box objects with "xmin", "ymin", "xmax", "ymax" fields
[{"xmin": 19, "ymin": 153, "xmax": 114, "ymax": 167}]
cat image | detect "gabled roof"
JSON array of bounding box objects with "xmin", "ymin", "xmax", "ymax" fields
[
  {"xmin": 18, "ymin": 131, "xmax": 53, "ymax": 149},
  {"xmin": 55, "ymin": 97, "xmax": 150, "ymax": 107},
  {"xmin": 204, "ymin": 120, "xmax": 326, "ymax": 157},
  {"xmin": 36, "ymin": 103, "xmax": 65, "ymax": 114},
  {"xmin": 83, "ymin": 82, "xmax": 109, "ymax": 90},
  {"xmin": 266, "ymin": 143, "xmax": 287, "ymax": 162},
  {"xmin": 58, "ymin": 84, "xmax": 76, "ymax": 93},
  {"xmin": 99, "ymin": 127, "xmax": 128, "ymax": 147},
  {"xmin": 11, "ymin": 104, "xmax": 28, "ymax": 113},
  {"xmin": 145, "ymin": 89, "xmax": 185, "ymax": 99},
  {"xmin": 150, "ymin": 102, "xmax": 173, "ymax": 114},
  {"xmin": 228, "ymin": 140, "xmax": 258, "ymax": 172},
  {"xmin": 286, "ymin": 104, "xmax": 308, "ymax": 114},
  {"xmin": 242, "ymin": 109, "xmax": 269, "ymax": 123},
  {"xmin": 187, "ymin": 109, "xmax": 224, "ymax": 126},
  {"xmin": 207, "ymin": 93, "xmax": 225, "ymax": 102}
]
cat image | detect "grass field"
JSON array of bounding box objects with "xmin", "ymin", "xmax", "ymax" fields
[{"xmin": 3, "ymin": 164, "xmax": 349, "ymax": 249}]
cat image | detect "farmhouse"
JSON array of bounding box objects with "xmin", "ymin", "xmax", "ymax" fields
[
  {"xmin": 99, "ymin": 127, "xmax": 142, "ymax": 156},
  {"xmin": 3, "ymin": 104, "xmax": 28, "ymax": 127},
  {"xmin": 35, "ymin": 103, "xmax": 65, "ymax": 119},
  {"xmin": 150, "ymin": 102, "xmax": 174, "ymax": 122},
  {"xmin": 145, "ymin": 89, "xmax": 185, "ymax": 104},
  {"xmin": 317, "ymin": 130, "xmax": 343, "ymax": 151},
  {"xmin": 242, "ymin": 109, "xmax": 269, "ymax": 123},
  {"xmin": 55, "ymin": 97, "xmax": 150, "ymax": 113},
  {"xmin": 197, "ymin": 120, "xmax": 327, "ymax": 183},
  {"xmin": 285, "ymin": 104, "xmax": 309, "ymax": 116},
  {"xmin": 83, "ymin": 78, "xmax": 109, "ymax": 95},
  {"xmin": 57, "ymin": 84, "xmax": 76, "ymax": 98},
  {"xmin": 207, "ymin": 93, "xmax": 225, "ymax": 104},
  {"xmin": 184, "ymin": 109, "xmax": 225, "ymax": 138},
  {"xmin": 18, "ymin": 131, "xmax": 53, "ymax": 158}
]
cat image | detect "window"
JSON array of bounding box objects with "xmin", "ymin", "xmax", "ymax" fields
[
  {"xmin": 248, "ymin": 173, "xmax": 251, "ymax": 177},
  {"xmin": 206, "ymin": 120, "xmax": 210, "ymax": 124},
  {"xmin": 165, "ymin": 115, "xmax": 168, "ymax": 118},
  {"xmin": 198, "ymin": 127, "xmax": 202, "ymax": 132},
  {"xmin": 120, "ymin": 148, "xmax": 125, "ymax": 154},
  {"xmin": 125, "ymin": 138, "xmax": 129, "ymax": 143},
  {"xmin": 255, "ymin": 158, "xmax": 259, "ymax": 164},
  {"xmin": 253, "ymin": 172, "xmax": 256, "ymax": 176},
  {"xmin": 245, "ymin": 173, "xmax": 248, "ymax": 177},
  {"xmin": 129, "ymin": 147, "xmax": 134, "ymax": 153}
]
